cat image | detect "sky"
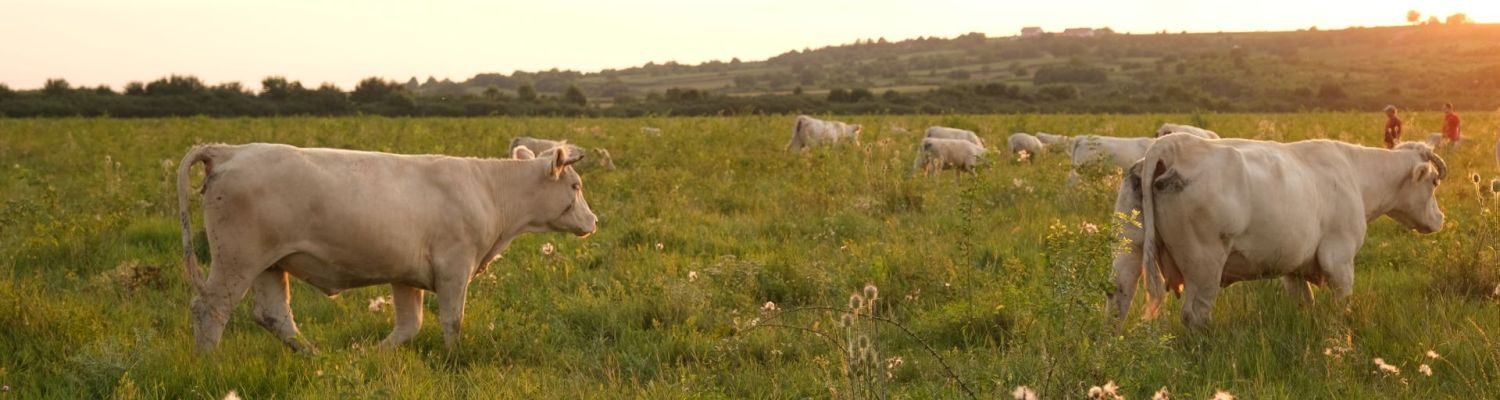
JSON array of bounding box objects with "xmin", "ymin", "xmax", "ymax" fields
[{"xmin": 1, "ymin": 0, "xmax": 1495, "ymax": 91}]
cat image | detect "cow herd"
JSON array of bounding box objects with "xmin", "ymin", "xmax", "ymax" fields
[{"xmin": 176, "ymin": 115, "xmax": 1450, "ymax": 353}]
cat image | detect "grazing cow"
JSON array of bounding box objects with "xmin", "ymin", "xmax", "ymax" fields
[
  {"xmin": 177, "ymin": 143, "xmax": 596, "ymax": 352},
  {"xmin": 1008, "ymin": 133, "xmax": 1044, "ymax": 161},
  {"xmin": 913, "ymin": 137, "xmax": 987, "ymax": 178},
  {"xmin": 1035, "ymin": 132, "xmax": 1070, "ymax": 149},
  {"xmin": 787, "ymin": 115, "xmax": 861, "ymax": 151},
  {"xmin": 924, "ymin": 126, "xmax": 983, "ymax": 147},
  {"xmin": 511, "ymin": 146, "xmax": 535, "ymax": 159},
  {"xmin": 1069, "ymin": 135, "xmax": 1155, "ymax": 181},
  {"xmin": 592, "ymin": 148, "xmax": 617, "ymax": 171},
  {"xmin": 1156, "ymin": 123, "xmax": 1220, "ymax": 139},
  {"xmin": 1425, "ymin": 132, "xmax": 1444, "ymax": 149},
  {"xmin": 1132, "ymin": 136, "xmax": 1445, "ymax": 328},
  {"xmin": 510, "ymin": 136, "xmax": 586, "ymax": 160}
]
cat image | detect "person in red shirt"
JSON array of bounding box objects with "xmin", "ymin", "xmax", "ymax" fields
[
  {"xmin": 1383, "ymin": 105, "xmax": 1402, "ymax": 149},
  {"xmin": 1442, "ymin": 102, "xmax": 1462, "ymax": 146}
]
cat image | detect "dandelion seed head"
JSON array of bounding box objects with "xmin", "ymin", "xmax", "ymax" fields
[
  {"xmin": 1419, "ymin": 364, "xmax": 1433, "ymax": 376},
  {"xmin": 863, "ymin": 284, "xmax": 879, "ymax": 302}
]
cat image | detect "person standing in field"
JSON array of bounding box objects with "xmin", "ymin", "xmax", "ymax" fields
[
  {"xmin": 1441, "ymin": 102, "xmax": 1462, "ymax": 147},
  {"xmin": 1383, "ymin": 105, "xmax": 1402, "ymax": 149}
]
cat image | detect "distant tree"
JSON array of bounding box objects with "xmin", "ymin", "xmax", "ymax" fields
[
  {"xmin": 730, "ymin": 57, "xmax": 742, "ymax": 64},
  {"xmin": 516, "ymin": 84, "xmax": 537, "ymax": 102},
  {"xmin": 1034, "ymin": 84, "xmax": 1080, "ymax": 101},
  {"xmin": 1446, "ymin": 13, "xmax": 1471, "ymax": 25},
  {"xmin": 145, "ymin": 75, "xmax": 207, "ymax": 96},
  {"xmin": 92, "ymin": 85, "xmax": 114, "ymax": 95},
  {"xmin": 1427, "ymin": 16, "xmax": 1441, "ymax": 25},
  {"xmin": 260, "ymin": 76, "xmax": 298, "ymax": 100},
  {"xmin": 792, "ymin": 86, "xmax": 804, "ymax": 95},
  {"xmin": 351, "ymin": 77, "xmax": 400, "ymax": 103},
  {"xmin": 122, "ymin": 82, "xmax": 145, "ymax": 96},
  {"xmin": 404, "ymin": 77, "xmax": 420, "ymax": 91},
  {"xmin": 827, "ymin": 88, "xmax": 850, "ymax": 102},
  {"xmin": 0, "ymin": 83, "xmax": 13, "ymax": 99},
  {"xmin": 1407, "ymin": 10, "xmax": 1421, "ymax": 24},
  {"xmin": 43, "ymin": 78, "xmax": 71, "ymax": 95},
  {"xmin": 563, "ymin": 85, "xmax": 588, "ymax": 106},
  {"xmin": 849, "ymin": 88, "xmax": 875, "ymax": 102},
  {"xmin": 483, "ymin": 86, "xmax": 503, "ymax": 100},
  {"xmin": 882, "ymin": 89, "xmax": 900, "ymax": 101}
]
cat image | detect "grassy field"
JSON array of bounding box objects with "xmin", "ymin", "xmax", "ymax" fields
[{"xmin": 2, "ymin": 113, "xmax": 1498, "ymax": 399}]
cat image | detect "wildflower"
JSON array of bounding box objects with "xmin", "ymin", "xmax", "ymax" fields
[
  {"xmin": 1419, "ymin": 364, "xmax": 1433, "ymax": 376},
  {"xmin": 687, "ymin": 271, "xmax": 698, "ymax": 282},
  {"xmin": 1081, "ymin": 222, "xmax": 1100, "ymax": 234},
  {"xmin": 1426, "ymin": 350, "xmax": 1440, "ymax": 359},
  {"xmin": 1103, "ymin": 380, "xmax": 1119, "ymax": 397},
  {"xmin": 1012, "ymin": 385, "xmax": 1037, "ymax": 400},
  {"xmin": 1323, "ymin": 347, "xmax": 1333, "ymax": 356},
  {"xmin": 886, "ymin": 356, "xmax": 905, "ymax": 379},
  {"xmin": 1088, "ymin": 385, "xmax": 1104, "ymax": 399},
  {"xmin": 316, "ymin": 369, "xmax": 324, "ymax": 377},
  {"xmin": 838, "ymin": 314, "xmax": 854, "ymax": 329},
  {"xmin": 223, "ymin": 391, "xmax": 241, "ymax": 400},
  {"xmin": 1213, "ymin": 390, "xmax": 1236, "ymax": 400},
  {"xmin": 1012, "ymin": 178, "xmax": 1025, "ymax": 188},
  {"xmin": 655, "ymin": 242, "xmax": 664, "ymax": 251},
  {"xmin": 367, "ymin": 296, "xmax": 392, "ymax": 312},
  {"xmin": 863, "ymin": 284, "xmax": 879, "ymax": 303},
  {"xmin": 540, "ymin": 242, "xmax": 555, "ymax": 256},
  {"xmin": 1152, "ymin": 386, "xmax": 1170, "ymax": 400},
  {"xmin": 761, "ymin": 301, "xmax": 778, "ymax": 312},
  {"xmin": 1018, "ymin": 150, "xmax": 1031, "ymax": 162},
  {"xmin": 1373, "ymin": 358, "xmax": 1401, "ymax": 375},
  {"xmin": 2, "ymin": 385, "xmax": 9, "ymax": 392}
]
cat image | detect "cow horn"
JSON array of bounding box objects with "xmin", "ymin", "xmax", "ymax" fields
[{"xmin": 1424, "ymin": 148, "xmax": 1448, "ymax": 179}]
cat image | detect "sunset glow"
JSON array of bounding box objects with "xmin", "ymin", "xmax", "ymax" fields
[{"xmin": 2, "ymin": 0, "xmax": 1496, "ymax": 90}]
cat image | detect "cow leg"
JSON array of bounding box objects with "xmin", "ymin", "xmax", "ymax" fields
[
  {"xmin": 1107, "ymin": 244, "xmax": 1143, "ymax": 321},
  {"xmin": 1282, "ymin": 276, "xmax": 1314, "ymax": 304},
  {"xmin": 1317, "ymin": 242, "xmax": 1357, "ymax": 300},
  {"xmin": 434, "ymin": 270, "xmax": 472, "ymax": 352},
  {"xmin": 380, "ymin": 284, "xmax": 425, "ymax": 348},
  {"xmin": 1175, "ymin": 246, "xmax": 1229, "ymax": 330},
  {"xmin": 251, "ymin": 268, "xmax": 314, "ymax": 353},
  {"xmin": 191, "ymin": 253, "xmax": 269, "ymax": 351}
]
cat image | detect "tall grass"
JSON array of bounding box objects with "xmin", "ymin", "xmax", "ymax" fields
[{"xmin": 0, "ymin": 113, "xmax": 1496, "ymax": 398}]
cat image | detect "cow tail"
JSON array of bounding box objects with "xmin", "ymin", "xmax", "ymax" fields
[
  {"xmin": 787, "ymin": 117, "xmax": 804, "ymax": 151},
  {"xmin": 1139, "ymin": 140, "xmax": 1168, "ymax": 304},
  {"xmin": 177, "ymin": 145, "xmax": 213, "ymax": 294}
]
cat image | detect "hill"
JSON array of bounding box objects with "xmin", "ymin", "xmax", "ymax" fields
[{"xmin": 3, "ymin": 23, "xmax": 1499, "ymax": 116}]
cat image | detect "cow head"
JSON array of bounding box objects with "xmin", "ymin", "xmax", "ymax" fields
[
  {"xmin": 1386, "ymin": 143, "xmax": 1446, "ymax": 234},
  {"xmin": 850, "ymin": 124, "xmax": 863, "ymax": 145},
  {"xmin": 523, "ymin": 147, "xmax": 597, "ymax": 237}
]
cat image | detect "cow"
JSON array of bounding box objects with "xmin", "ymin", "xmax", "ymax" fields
[
  {"xmin": 1129, "ymin": 135, "xmax": 1445, "ymax": 328},
  {"xmin": 592, "ymin": 148, "xmax": 617, "ymax": 171},
  {"xmin": 912, "ymin": 137, "xmax": 987, "ymax": 179},
  {"xmin": 1068, "ymin": 135, "xmax": 1155, "ymax": 182},
  {"xmin": 787, "ymin": 115, "xmax": 861, "ymax": 151},
  {"xmin": 1008, "ymin": 133, "xmax": 1044, "ymax": 161},
  {"xmin": 176, "ymin": 143, "xmax": 597, "ymax": 352},
  {"xmin": 924, "ymin": 126, "xmax": 983, "ymax": 147},
  {"xmin": 1156, "ymin": 123, "xmax": 1220, "ymax": 139},
  {"xmin": 1035, "ymin": 132, "xmax": 1070, "ymax": 149},
  {"xmin": 510, "ymin": 136, "xmax": 585, "ymax": 158}
]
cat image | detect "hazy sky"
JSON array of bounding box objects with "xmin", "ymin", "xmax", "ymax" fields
[{"xmin": 2, "ymin": 0, "xmax": 1494, "ymax": 90}]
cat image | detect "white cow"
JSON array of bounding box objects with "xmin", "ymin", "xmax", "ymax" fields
[
  {"xmin": 1156, "ymin": 123, "xmax": 1220, "ymax": 139},
  {"xmin": 913, "ymin": 137, "xmax": 987, "ymax": 178},
  {"xmin": 177, "ymin": 143, "xmax": 596, "ymax": 352},
  {"xmin": 1068, "ymin": 135, "xmax": 1155, "ymax": 181},
  {"xmin": 510, "ymin": 136, "xmax": 585, "ymax": 157},
  {"xmin": 924, "ymin": 126, "xmax": 983, "ymax": 147},
  {"xmin": 1035, "ymin": 132, "xmax": 1070, "ymax": 148},
  {"xmin": 1008, "ymin": 133, "xmax": 1044, "ymax": 161},
  {"xmin": 787, "ymin": 115, "xmax": 861, "ymax": 151},
  {"xmin": 1131, "ymin": 136, "xmax": 1445, "ymax": 328}
]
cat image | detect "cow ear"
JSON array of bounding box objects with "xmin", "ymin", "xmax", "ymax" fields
[
  {"xmin": 512, "ymin": 147, "xmax": 535, "ymax": 160},
  {"xmin": 1411, "ymin": 164, "xmax": 1429, "ymax": 182}
]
